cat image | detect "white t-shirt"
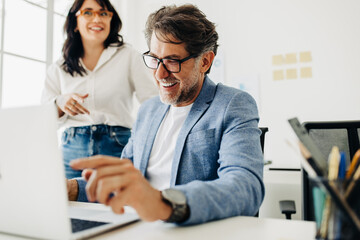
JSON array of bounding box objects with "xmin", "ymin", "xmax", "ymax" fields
[
  {"xmin": 41, "ymin": 44, "xmax": 158, "ymax": 130},
  {"xmin": 147, "ymin": 104, "xmax": 193, "ymax": 190}
]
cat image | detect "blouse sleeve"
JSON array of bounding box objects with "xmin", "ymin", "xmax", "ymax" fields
[
  {"xmin": 41, "ymin": 62, "xmax": 62, "ymax": 104},
  {"xmin": 41, "ymin": 61, "xmax": 68, "ymax": 122}
]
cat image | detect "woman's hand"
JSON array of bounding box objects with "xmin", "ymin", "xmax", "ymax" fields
[{"xmin": 56, "ymin": 93, "xmax": 90, "ymax": 117}]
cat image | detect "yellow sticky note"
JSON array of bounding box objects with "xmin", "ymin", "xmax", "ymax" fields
[
  {"xmin": 300, "ymin": 67, "xmax": 312, "ymax": 78},
  {"xmin": 273, "ymin": 70, "xmax": 284, "ymax": 81},
  {"xmin": 272, "ymin": 55, "xmax": 284, "ymax": 65},
  {"xmin": 300, "ymin": 51, "xmax": 312, "ymax": 62},
  {"xmin": 286, "ymin": 69, "xmax": 297, "ymax": 79},
  {"xmin": 285, "ymin": 53, "xmax": 297, "ymax": 64}
]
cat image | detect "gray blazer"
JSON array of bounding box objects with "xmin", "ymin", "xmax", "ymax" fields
[{"xmin": 122, "ymin": 76, "xmax": 265, "ymax": 225}]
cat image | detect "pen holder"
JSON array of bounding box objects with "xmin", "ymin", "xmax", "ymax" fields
[{"xmin": 309, "ymin": 177, "xmax": 360, "ymax": 240}]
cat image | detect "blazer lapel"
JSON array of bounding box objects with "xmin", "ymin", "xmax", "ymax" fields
[
  {"xmin": 170, "ymin": 77, "xmax": 217, "ymax": 186},
  {"xmin": 138, "ymin": 104, "xmax": 170, "ymax": 175}
]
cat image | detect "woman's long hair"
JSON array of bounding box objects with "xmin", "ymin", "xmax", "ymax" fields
[{"xmin": 62, "ymin": 0, "xmax": 123, "ymax": 76}]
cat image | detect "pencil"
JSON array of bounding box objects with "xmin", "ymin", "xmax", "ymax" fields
[
  {"xmin": 345, "ymin": 165, "xmax": 360, "ymax": 199},
  {"xmin": 320, "ymin": 146, "xmax": 340, "ymax": 238},
  {"xmin": 346, "ymin": 149, "xmax": 360, "ymax": 179}
]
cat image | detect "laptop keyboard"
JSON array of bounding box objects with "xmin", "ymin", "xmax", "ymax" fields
[{"xmin": 71, "ymin": 218, "xmax": 109, "ymax": 233}]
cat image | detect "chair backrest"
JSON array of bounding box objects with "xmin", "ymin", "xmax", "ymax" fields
[
  {"xmin": 259, "ymin": 127, "xmax": 269, "ymax": 154},
  {"xmin": 301, "ymin": 120, "xmax": 360, "ymax": 220},
  {"xmin": 255, "ymin": 127, "xmax": 268, "ymax": 218}
]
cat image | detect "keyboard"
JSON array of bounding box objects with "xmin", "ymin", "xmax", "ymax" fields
[{"xmin": 71, "ymin": 218, "xmax": 109, "ymax": 233}]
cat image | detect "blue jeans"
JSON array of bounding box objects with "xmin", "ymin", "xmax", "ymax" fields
[{"xmin": 61, "ymin": 124, "xmax": 131, "ymax": 179}]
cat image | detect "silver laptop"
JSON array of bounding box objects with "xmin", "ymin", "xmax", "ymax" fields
[{"xmin": 0, "ymin": 104, "xmax": 139, "ymax": 240}]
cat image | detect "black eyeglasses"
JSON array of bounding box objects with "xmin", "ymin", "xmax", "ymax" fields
[{"xmin": 142, "ymin": 51, "xmax": 197, "ymax": 73}]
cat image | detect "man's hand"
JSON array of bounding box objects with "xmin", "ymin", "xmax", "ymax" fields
[
  {"xmin": 67, "ymin": 179, "xmax": 79, "ymax": 201},
  {"xmin": 70, "ymin": 155, "xmax": 172, "ymax": 221}
]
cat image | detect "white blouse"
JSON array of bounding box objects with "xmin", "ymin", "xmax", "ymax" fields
[{"xmin": 41, "ymin": 44, "xmax": 158, "ymax": 130}]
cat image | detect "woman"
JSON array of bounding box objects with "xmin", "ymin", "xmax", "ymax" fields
[{"xmin": 42, "ymin": 0, "xmax": 157, "ymax": 179}]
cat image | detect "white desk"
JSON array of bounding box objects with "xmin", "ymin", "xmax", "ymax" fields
[
  {"xmin": 0, "ymin": 202, "xmax": 316, "ymax": 240},
  {"xmin": 94, "ymin": 216, "xmax": 316, "ymax": 240}
]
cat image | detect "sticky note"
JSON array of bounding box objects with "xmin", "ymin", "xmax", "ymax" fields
[
  {"xmin": 300, "ymin": 67, "xmax": 312, "ymax": 78},
  {"xmin": 285, "ymin": 53, "xmax": 297, "ymax": 64},
  {"xmin": 300, "ymin": 51, "xmax": 312, "ymax": 62},
  {"xmin": 286, "ymin": 69, "xmax": 297, "ymax": 79},
  {"xmin": 272, "ymin": 55, "xmax": 284, "ymax": 65},
  {"xmin": 273, "ymin": 70, "xmax": 284, "ymax": 81}
]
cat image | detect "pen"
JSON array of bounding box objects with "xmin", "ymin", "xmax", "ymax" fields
[
  {"xmin": 334, "ymin": 152, "xmax": 346, "ymax": 240},
  {"xmin": 338, "ymin": 152, "xmax": 346, "ymax": 179}
]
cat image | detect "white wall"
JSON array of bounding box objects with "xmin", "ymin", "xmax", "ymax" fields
[{"xmin": 114, "ymin": 0, "xmax": 360, "ymax": 167}]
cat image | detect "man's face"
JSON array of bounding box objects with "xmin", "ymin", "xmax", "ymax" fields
[{"xmin": 149, "ymin": 32, "xmax": 204, "ymax": 107}]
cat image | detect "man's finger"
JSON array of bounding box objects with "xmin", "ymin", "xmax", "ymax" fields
[
  {"xmin": 85, "ymin": 165, "xmax": 132, "ymax": 202},
  {"xmin": 108, "ymin": 192, "xmax": 128, "ymax": 215},
  {"xmin": 82, "ymin": 168, "xmax": 93, "ymax": 181},
  {"xmin": 97, "ymin": 163, "xmax": 133, "ymax": 177},
  {"xmin": 96, "ymin": 175, "xmax": 132, "ymax": 204},
  {"xmin": 70, "ymin": 155, "xmax": 127, "ymax": 169},
  {"xmin": 86, "ymin": 170, "xmax": 98, "ymax": 202}
]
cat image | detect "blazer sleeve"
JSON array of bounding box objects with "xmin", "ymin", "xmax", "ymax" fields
[
  {"xmin": 121, "ymin": 133, "xmax": 134, "ymax": 162},
  {"xmin": 121, "ymin": 105, "xmax": 139, "ymax": 162},
  {"xmin": 76, "ymin": 177, "xmax": 89, "ymax": 202},
  {"xmin": 173, "ymin": 91, "xmax": 265, "ymax": 225}
]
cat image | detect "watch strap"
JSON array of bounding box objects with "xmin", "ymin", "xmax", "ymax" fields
[
  {"xmin": 164, "ymin": 200, "xmax": 190, "ymax": 223},
  {"xmin": 161, "ymin": 189, "xmax": 190, "ymax": 223}
]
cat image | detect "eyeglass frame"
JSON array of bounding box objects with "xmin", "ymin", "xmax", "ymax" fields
[
  {"xmin": 142, "ymin": 51, "xmax": 198, "ymax": 73},
  {"xmin": 75, "ymin": 9, "xmax": 113, "ymax": 19}
]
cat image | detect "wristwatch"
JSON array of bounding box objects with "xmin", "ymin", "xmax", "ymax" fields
[{"xmin": 161, "ymin": 188, "xmax": 190, "ymax": 223}]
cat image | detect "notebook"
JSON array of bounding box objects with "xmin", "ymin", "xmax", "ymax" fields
[{"xmin": 0, "ymin": 104, "xmax": 139, "ymax": 240}]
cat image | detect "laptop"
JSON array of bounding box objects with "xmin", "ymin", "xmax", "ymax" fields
[{"xmin": 0, "ymin": 104, "xmax": 139, "ymax": 240}]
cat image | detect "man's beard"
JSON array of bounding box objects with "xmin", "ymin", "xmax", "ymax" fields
[{"xmin": 159, "ymin": 64, "xmax": 201, "ymax": 106}]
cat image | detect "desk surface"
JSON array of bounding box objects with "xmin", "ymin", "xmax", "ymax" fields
[
  {"xmin": 93, "ymin": 216, "xmax": 316, "ymax": 240},
  {"xmin": 0, "ymin": 202, "xmax": 316, "ymax": 240}
]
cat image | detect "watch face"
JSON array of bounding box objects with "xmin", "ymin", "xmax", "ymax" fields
[{"xmin": 162, "ymin": 189, "xmax": 186, "ymax": 205}]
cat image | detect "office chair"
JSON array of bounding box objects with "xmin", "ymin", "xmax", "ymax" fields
[
  {"xmin": 280, "ymin": 120, "xmax": 360, "ymax": 220},
  {"xmin": 254, "ymin": 127, "xmax": 268, "ymax": 218},
  {"xmin": 259, "ymin": 127, "xmax": 268, "ymax": 154},
  {"xmin": 301, "ymin": 120, "xmax": 360, "ymax": 221}
]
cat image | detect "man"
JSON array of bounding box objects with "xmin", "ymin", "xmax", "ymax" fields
[{"xmin": 68, "ymin": 4, "xmax": 264, "ymax": 225}]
